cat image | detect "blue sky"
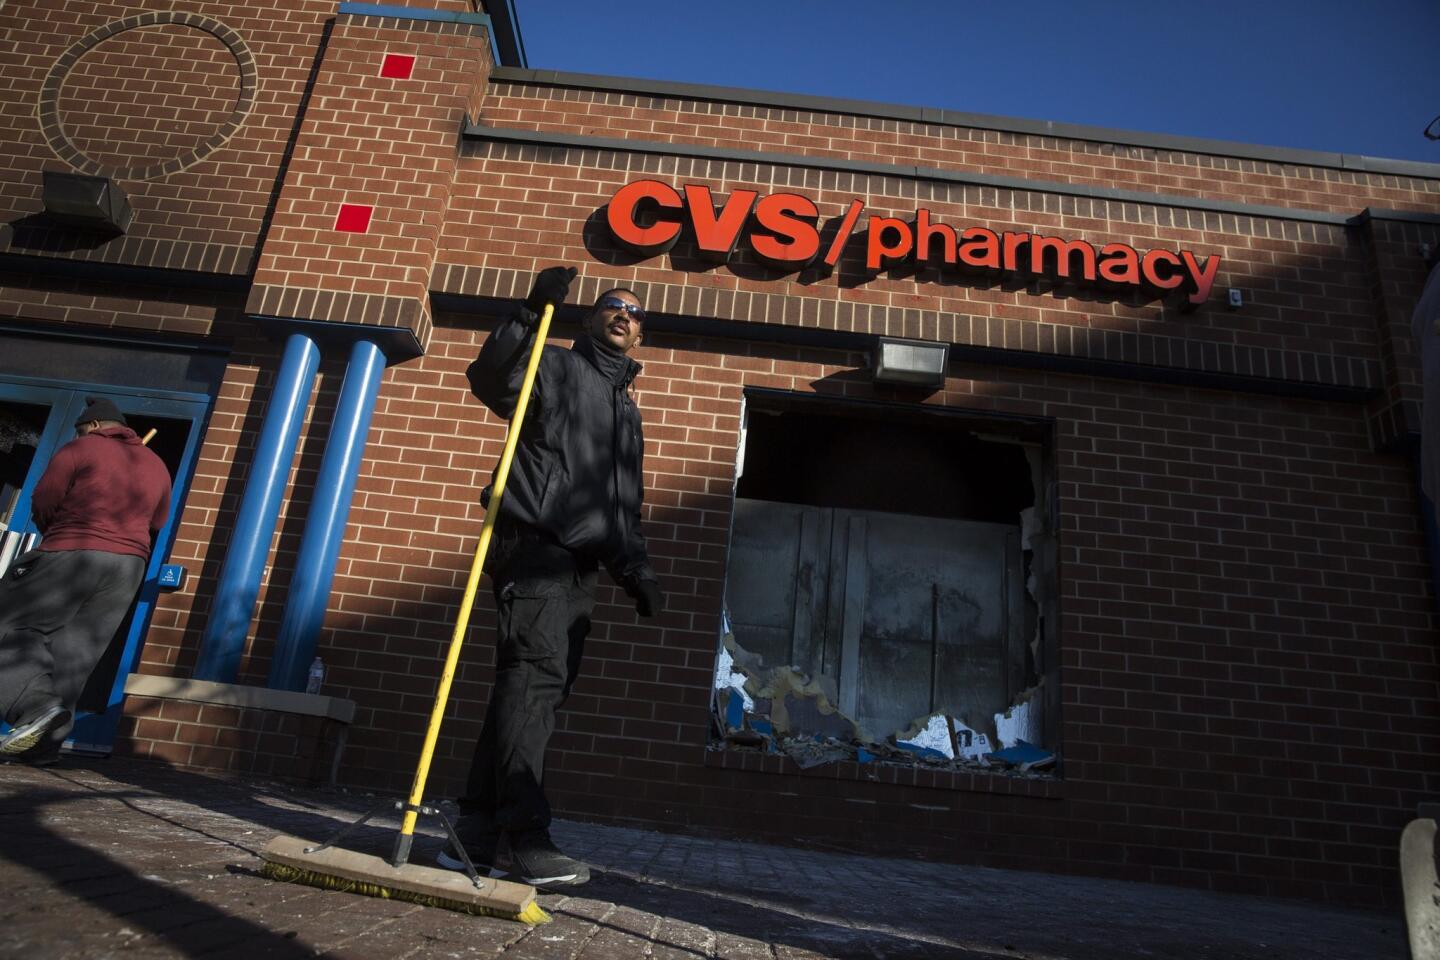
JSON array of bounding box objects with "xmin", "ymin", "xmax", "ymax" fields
[{"xmin": 515, "ymin": 0, "xmax": 1440, "ymax": 164}]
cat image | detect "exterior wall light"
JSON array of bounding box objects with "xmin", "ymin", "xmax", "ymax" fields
[
  {"xmin": 872, "ymin": 336, "xmax": 949, "ymax": 388},
  {"xmin": 42, "ymin": 171, "xmax": 133, "ymax": 233}
]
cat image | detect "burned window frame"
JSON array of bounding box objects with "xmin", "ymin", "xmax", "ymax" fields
[{"xmin": 712, "ymin": 388, "xmax": 1061, "ymax": 778}]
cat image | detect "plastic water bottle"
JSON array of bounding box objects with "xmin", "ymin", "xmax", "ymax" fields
[{"xmin": 305, "ymin": 657, "xmax": 325, "ymax": 695}]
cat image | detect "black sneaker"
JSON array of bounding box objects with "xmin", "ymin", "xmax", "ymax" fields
[
  {"xmin": 0, "ymin": 706, "xmax": 69, "ymax": 757},
  {"xmin": 435, "ymin": 815, "xmax": 504, "ymax": 876},
  {"xmin": 504, "ymin": 830, "xmax": 590, "ymax": 888}
]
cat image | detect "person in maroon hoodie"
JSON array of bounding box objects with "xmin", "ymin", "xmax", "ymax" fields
[{"xmin": 0, "ymin": 397, "xmax": 171, "ymax": 764}]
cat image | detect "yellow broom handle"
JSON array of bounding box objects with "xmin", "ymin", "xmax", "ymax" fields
[{"xmin": 398, "ymin": 303, "xmax": 555, "ymax": 841}]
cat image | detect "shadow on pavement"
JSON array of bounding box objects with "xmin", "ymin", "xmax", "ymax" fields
[
  {"xmin": 0, "ymin": 756, "xmax": 1404, "ymax": 960},
  {"xmin": 5, "ymin": 756, "xmax": 992, "ymax": 959},
  {"xmin": 0, "ymin": 777, "xmax": 315, "ymax": 959},
  {"xmin": 560, "ymin": 869, "xmax": 992, "ymax": 960}
]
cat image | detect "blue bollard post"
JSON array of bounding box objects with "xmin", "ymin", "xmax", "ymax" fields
[
  {"xmin": 193, "ymin": 332, "xmax": 321, "ymax": 682},
  {"xmin": 268, "ymin": 338, "xmax": 387, "ymax": 691}
]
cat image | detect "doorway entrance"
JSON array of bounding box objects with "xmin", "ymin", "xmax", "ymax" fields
[{"xmin": 0, "ymin": 377, "xmax": 210, "ymax": 753}]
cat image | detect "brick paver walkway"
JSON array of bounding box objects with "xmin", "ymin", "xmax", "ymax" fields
[{"xmin": 0, "ymin": 759, "xmax": 1407, "ymax": 959}]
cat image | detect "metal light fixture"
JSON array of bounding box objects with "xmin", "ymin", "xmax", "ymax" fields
[
  {"xmin": 42, "ymin": 171, "xmax": 133, "ymax": 233},
  {"xmin": 872, "ymin": 336, "xmax": 949, "ymax": 388}
]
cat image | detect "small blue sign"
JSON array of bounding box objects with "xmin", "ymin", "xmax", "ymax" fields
[{"xmin": 157, "ymin": 564, "xmax": 187, "ymax": 590}]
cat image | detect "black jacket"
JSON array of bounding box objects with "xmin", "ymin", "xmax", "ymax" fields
[{"xmin": 467, "ymin": 308, "xmax": 656, "ymax": 587}]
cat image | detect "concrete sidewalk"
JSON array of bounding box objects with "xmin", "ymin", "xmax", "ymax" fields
[{"xmin": 0, "ymin": 757, "xmax": 1407, "ymax": 959}]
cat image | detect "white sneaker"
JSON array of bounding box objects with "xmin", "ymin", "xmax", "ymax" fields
[{"xmin": 1, "ymin": 705, "xmax": 69, "ymax": 757}]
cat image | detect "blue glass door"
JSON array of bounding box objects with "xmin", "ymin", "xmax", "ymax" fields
[
  {"xmin": 0, "ymin": 384, "xmax": 74, "ymax": 573},
  {"xmin": 0, "ymin": 378, "xmax": 209, "ymax": 753}
]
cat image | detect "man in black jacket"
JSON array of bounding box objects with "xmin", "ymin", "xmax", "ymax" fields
[{"xmin": 439, "ymin": 267, "xmax": 662, "ymax": 888}]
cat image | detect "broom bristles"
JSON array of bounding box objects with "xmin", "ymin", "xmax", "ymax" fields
[{"xmin": 259, "ymin": 860, "xmax": 552, "ymax": 925}]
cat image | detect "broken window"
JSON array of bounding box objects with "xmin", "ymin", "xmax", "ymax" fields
[{"xmin": 714, "ymin": 389, "xmax": 1058, "ymax": 776}]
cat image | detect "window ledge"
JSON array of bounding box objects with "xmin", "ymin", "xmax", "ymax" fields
[
  {"xmin": 123, "ymin": 674, "xmax": 354, "ymax": 724},
  {"xmin": 702, "ymin": 744, "xmax": 1065, "ymax": 799}
]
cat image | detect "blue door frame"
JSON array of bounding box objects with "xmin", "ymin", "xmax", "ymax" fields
[{"xmin": 0, "ymin": 376, "xmax": 210, "ymax": 753}]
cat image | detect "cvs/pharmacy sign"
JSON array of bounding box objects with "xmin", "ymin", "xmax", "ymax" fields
[{"xmin": 605, "ymin": 180, "xmax": 1221, "ymax": 307}]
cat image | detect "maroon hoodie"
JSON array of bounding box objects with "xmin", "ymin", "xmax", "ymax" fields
[{"xmin": 30, "ymin": 426, "xmax": 173, "ymax": 559}]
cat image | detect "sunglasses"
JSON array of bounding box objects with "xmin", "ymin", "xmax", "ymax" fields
[{"xmin": 598, "ymin": 296, "xmax": 645, "ymax": 324}]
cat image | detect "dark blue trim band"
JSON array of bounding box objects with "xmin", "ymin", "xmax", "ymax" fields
[{"xmin": 337, "ymin": 3, "xmax": 491, "ymax": 26}]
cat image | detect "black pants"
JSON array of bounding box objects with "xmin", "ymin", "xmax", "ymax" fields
[
  {"xmin": 0, "ymin": 549, "xmax": 145, "ymax": 751},
  {"xmin": 460, "ymin": 539, "xmax": 597, "ymax": 833}
]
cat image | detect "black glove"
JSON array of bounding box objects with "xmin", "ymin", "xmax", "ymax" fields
[
  {"xmin": 633, "ymin": 579, "xmax": 663, "ymax": 618},
  {"xmin": 525, "ymin": 266, "xmax": 576, "ymax": 316}
]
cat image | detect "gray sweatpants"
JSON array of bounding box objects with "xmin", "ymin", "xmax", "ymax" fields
[{"xmin": 0, "ymin": 549, "xmax": 145, "ymax": 748}]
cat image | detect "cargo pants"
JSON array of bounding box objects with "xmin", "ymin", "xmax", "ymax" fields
[{"xmin": 459, "ymin": 524, "xmax": 598, "ymax": 833}]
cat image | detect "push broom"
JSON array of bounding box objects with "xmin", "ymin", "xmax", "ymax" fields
[{"xmin": 259, "ymin": 303, "xmax": 559, "ymax": 924}]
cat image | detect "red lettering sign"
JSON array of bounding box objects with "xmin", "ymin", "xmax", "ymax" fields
[
  {"xmin": 684, "ymin": 184, "xmax": 755, "ymax": 259},
  {"xmin": 606, "ymin": 180, "xmax": 684, "ymax": 254},
  {"xmin": 603, "ymin": 182, "xmax": 1221, "ymax": 306},
  {"xmin": 752, "ymin": 192, "xmax": 820, "ymax": 267}
]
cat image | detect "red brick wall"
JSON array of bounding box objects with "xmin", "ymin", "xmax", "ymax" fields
[
  {"xmin": 0, "ymin": 270, "xmax": 241, "ymax": 338},
  {"xmin": 440, "ymin": 142, "xmax": 1388, "ymax": 391},
  {"xmin": 135, "ymin": 312, "xmax": 1437, "ymax": 905},
  {"xmin": 246, "ymin": 6, "xmax": 494, "ymax": 344},
  {"xmin": 404, "ymin": 78, "xmax": 1440, "ymax": 903},
  {"xmin": 1359, "ymin": 215, "xmax": 1433, "ymax": 449},
  {"xmin": 0, "ymin": 0, "xmax": 483, "ymax": 278},
  {"xmin": 117, "ymin": 695, "xmax": 344, "ymax": 784},
  {"xmin": 480, "ymin": 78, "xmax": 1440, "ymax": 214},
  {"xmin": 0, "ymin": 0, "xmax": 344, "ymax": 275},
  {"xmin": 57, "ymin": 24, "xmax": 242, "ymax": 171}
]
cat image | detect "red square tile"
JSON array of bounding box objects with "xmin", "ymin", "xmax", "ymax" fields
[
  {"xmin": 379, "ymin": 53, "xmax": 415, "ymax": 80},
  {"xmin": 334, "ymin": 203, "xmax": 373, "ymax": 233}
]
